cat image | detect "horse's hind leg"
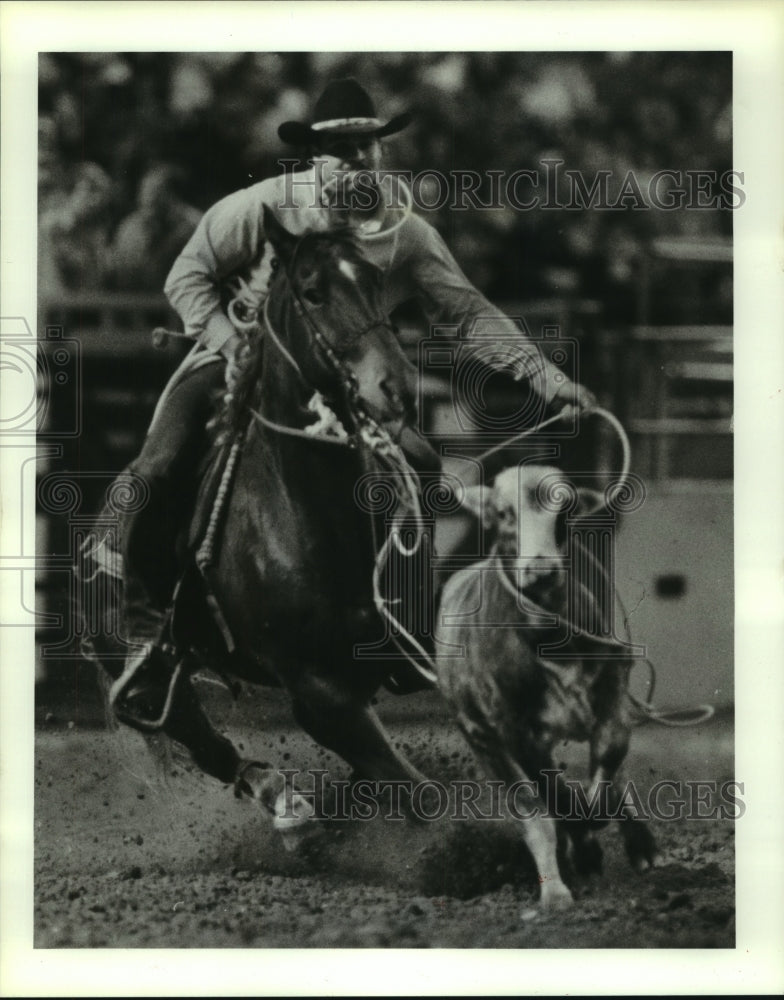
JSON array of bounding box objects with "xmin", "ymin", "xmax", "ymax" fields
[{"xmin": 288, "ymin": 670, "xmax": 426, "ymax": 784}]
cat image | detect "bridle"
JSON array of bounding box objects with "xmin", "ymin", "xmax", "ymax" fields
[{"xmin": 250, "ymin": 240, "xmax": 399, "ymax": 450}]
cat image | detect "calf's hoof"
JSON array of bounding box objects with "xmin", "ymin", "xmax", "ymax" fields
[
  {"xmin": 572, "ymin": 833, "xmax": 604, "ymax": 875},
  {"xmin": 624, "ymin": 822, "xmax": 661, "ymax": 873},
  {"xmin": 521, "ymin": 879, "xmax": 574, "ymax": 920},
  {"xmin": 631, "ymin": 849, "xmax": 664, "ymax": 873}
]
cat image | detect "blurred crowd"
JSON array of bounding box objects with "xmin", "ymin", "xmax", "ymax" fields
[
  {"xmin": 38, "ymin": 150, "xmax": 202, "ymax": 294},
  {"xmin": 38, "ymin": 51, "xmax": 732, "ymax": 318}
]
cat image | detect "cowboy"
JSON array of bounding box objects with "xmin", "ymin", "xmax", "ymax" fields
[{"xmin": 116, "ymin": 78, "xmax": 595, "ymax": 727}]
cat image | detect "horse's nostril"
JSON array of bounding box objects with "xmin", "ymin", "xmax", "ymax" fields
[
  {"xmin": 379, "ymin": 378, "xmax": 417, "ymax": 423},
  {"xmin": 380, "ymin": 379, "xmax": 400, "ymax": 403}
]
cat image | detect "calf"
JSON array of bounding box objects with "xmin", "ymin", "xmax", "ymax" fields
[{"xmin": 435, "ymin": 465, "xmax": 659, "ymax": 915}]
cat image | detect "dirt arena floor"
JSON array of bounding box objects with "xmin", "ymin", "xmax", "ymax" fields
[{"xmin": 34, "ymin": 676, "xmax": 735, "ymax": 949}]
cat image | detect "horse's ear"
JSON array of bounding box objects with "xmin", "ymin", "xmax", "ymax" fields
[{"xmin": 262, "ymin": 204, "xmax": 297, "ymax": 263}]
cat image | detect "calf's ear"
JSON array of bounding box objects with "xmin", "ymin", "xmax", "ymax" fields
[
  {"xmin": 574, "ymin": 487, "xmax": 605, "ymax": 519},
  {"xmin": 459, "ymin": 485, "xmax": 497, "ymax": 531}
]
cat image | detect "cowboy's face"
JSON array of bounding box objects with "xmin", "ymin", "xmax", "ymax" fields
[{"xmin": 313, "ymin": 134, "xmax": 383, "ymax": 180}]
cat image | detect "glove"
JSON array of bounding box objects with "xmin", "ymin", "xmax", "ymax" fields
[
  {"xmin": 550, "ymin": 379, "xmax": 597, "ymax": 420},
  {"xmin": 509, "ymin": 346, "xmax": 595, "ymax": 416}
]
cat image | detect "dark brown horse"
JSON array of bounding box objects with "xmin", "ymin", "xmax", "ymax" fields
[{"xmin": 82, "ymin": 206, "xmax": 429, "ymax": 824}]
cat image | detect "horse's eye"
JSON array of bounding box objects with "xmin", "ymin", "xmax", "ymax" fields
[{"xmin": 302, "ymin": 288, "xmax": 323, "ymax": 307}]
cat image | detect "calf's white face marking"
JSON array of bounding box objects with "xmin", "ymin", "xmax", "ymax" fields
[
  {"xmin": 462, "ymin": 466, "xmax": 568, "ymax": 585},
  {"xmin": 494, "ymin": 466, "xmax": 565, "ymax": 583}
]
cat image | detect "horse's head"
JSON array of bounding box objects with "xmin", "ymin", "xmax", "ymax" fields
[{"xmin": 262, "ymin": 205, "xmax": 417, "ymax": 435}]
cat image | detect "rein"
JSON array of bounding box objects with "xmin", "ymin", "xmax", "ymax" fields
[{"xmin": 249, "ymin": 301, "xmax": 352, "ymax": 446}]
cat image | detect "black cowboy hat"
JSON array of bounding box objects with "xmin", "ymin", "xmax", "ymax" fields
[{"xmin": 277, "ymin": 77, "xmax": 412, "ymax": 146}]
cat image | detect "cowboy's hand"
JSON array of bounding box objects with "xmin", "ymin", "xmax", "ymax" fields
[
  {"xmin": 510, "ymin": 350, "xmax": 595, "ymax": 417},
  {"xmin": 550, "ymin": 378, "xmax": 597, "ymax": 420}
]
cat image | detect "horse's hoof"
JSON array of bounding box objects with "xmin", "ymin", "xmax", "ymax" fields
[
  {"xmin": 234, "ymin": 762, "xmax": 278, "ymax": 815},
  {"xmin": 272, "ymin": 790, "xmax": 322, "ymax": 853}
]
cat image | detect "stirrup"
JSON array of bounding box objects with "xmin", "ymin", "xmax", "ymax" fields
[{"xmin": 109, "ymin": 642, "xmax": 184, "ymax": 732}]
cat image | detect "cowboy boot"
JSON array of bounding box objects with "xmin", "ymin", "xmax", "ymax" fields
[
  {"xmin": 109, "ymin": 640, "xmax": 183, "ymax": 732},
  {"xmin": 112, "ymin": 468, "xmax": 185, "ymax": 729}
]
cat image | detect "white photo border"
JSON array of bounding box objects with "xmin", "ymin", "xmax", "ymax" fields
[{"xmin": 1, "ymin": 1, "xmax": 783, "ymax": 995}]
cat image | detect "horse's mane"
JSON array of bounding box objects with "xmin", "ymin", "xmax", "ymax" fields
[
  {"xmin": 211, "ymin": 326, "xmax": 265, "ymax": 445},
  {"xmin": 211, "ymin": 226, "xmax": 365, "ymax": 445}
]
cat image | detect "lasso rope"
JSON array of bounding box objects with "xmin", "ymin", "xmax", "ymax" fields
[
  {"xmin": 492, "ymin": 547, "xmax": 714, "ymax": 728},
  {"xmin": 477, "ymin": 405, "xmax": 630, "ymax": 513},
  {"xmin": 355, "ymin": 174, "xmax": 413, "ymax": 244}
]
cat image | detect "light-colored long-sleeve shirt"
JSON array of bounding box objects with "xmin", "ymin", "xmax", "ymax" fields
[{"xmin": 164, "ymin": 167, "xmax": 566, "ymax": 400}]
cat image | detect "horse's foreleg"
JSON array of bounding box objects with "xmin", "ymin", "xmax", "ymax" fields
[
  {"xmin": 163, "ymin": 682, "xmax": 289, "ymax": 817},
  {"xmin": 288, "ymin": 671, "xmax": 426, "ymax": 785},
  {"xmin": 160, "ymin": 677, "xmax": 241, "ymax": 784}
]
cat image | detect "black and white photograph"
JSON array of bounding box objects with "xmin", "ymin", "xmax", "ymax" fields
[{"xmin": 1, "ymin": 1, "xmax": 782, "ymax": 995}]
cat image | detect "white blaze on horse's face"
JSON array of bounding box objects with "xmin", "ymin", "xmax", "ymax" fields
[{"xmin": 328, "ymin": 250, "xmax": 417, "ymax": 433}]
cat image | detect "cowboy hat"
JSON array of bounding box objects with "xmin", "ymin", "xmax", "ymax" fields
[{"xmin": 277, "ymin": 77, "xmax": 412, "ymax": 146}]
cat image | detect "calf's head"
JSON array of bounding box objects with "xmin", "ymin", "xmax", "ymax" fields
[{"xmin": 460, "ymin": 465, "xmax": 594, "ymax": 588}]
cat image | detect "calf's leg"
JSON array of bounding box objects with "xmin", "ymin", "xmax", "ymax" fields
[
  {"xmin": 470, "ymin": 742, "xmax": 574, "ymax": 913},
  {"xmin": 588, "ymin": 713, "xmax": 660, "ymax": 872}
]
